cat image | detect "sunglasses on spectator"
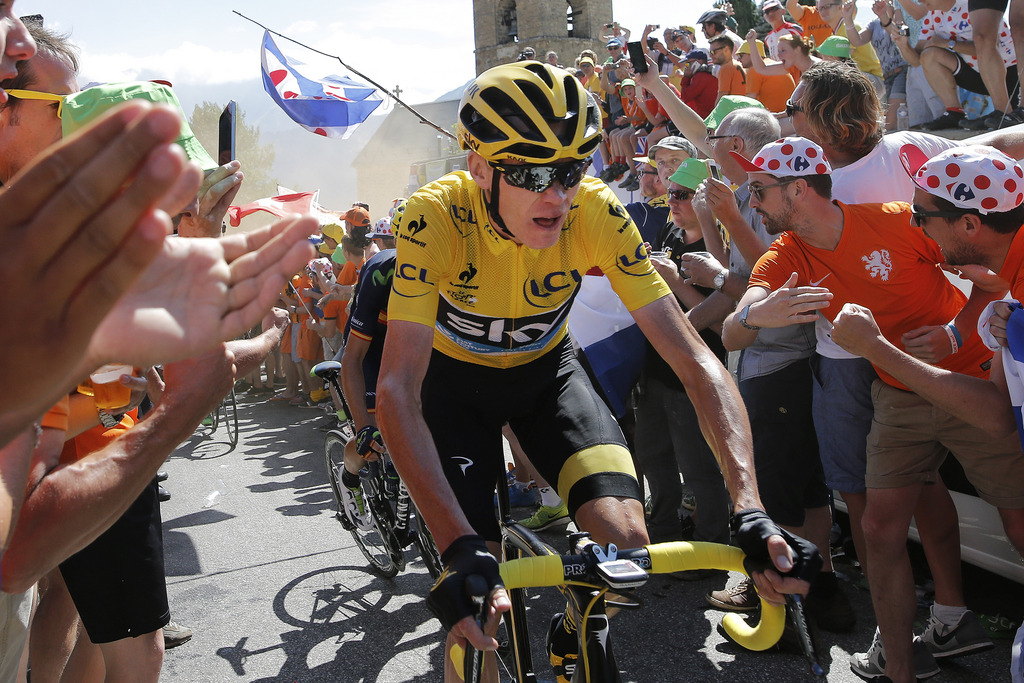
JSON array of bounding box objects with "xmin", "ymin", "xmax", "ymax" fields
[
  {"xmin": 706, "ymin": 132, "xmax": 735, "ymax": 143},
  {"xmin": 785, "ymin": 100, "xmax": 803, "ymax": 117},
  {"xmin": 709, "ymin": 46, "xmax": 727, "ymax": 54},
  {"xmin": 490, "ymin": 158, "xmax": 592, "ymax": 193},
  {"xmin": 667, "ymin": 188, "xmax": 695, "ymax": 201},
  {"xmin": 5, "ymin": 89, "xmax": 65, "ymax": 118},
  {"xmin": 910, "ymin": 204, "xmax": 966, "ymax": 227},
  {"xmin": 639, "ymin": 170, "xmax": 659, "ymax": 176},
  {"xmin": 748, "ymin": 178, "xmax": 799, "ymax": 201}
]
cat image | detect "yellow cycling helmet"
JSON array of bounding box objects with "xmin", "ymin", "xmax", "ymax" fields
[{"xmin": 458, "ymin": 61, "xmax": 602, "ymax": 164}]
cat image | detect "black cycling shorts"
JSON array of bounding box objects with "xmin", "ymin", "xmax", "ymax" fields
[
  {"xmin": 421, "ymin": 338, "xmax": 640, "ymax": 541},
  {"xmin": 968, "ymin": 0, "xmax": 1008, "ymax": 12}
]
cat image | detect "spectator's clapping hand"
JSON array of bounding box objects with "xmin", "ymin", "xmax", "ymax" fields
[
  {"xmin": 745, "ymin": 28, "xmax": 758, "ymax": 43},
  {"xmin": 697, "ymin": 178, "xmax": 743, "ymax": 227},
  {"xmin": 0, "ymin": 101, "xmax": 201, "ymax": 446},
  {"xmin": 87, "ymin": 215, "xmax": 317, "ymax": 370},
  {"xmin": 263, "ymin": 307, "xmax": 289, "ymax": 333},
  {"xmin": 871, "ymin": 0, "xmax": 893, "ymax": 21},
  {"xmin": 830, "ymin": 303, "xmax": 888, "ymax": 358},
  {"xmin": 176, "ymin": 161, "xmax": 243, "ymax": 238},
  {"xmin": 842, "ymin": 0, "xmax": 858, "ymax": 23},
  {"xmin": 679, "ymin": 251, "xmax": 726, "ymax": 289},
  {"xmin": 940, "ymin": 263, "xmax": 1011, "ymax": 293},
  {"xmin": 745, "ymin": 273, "xmax": 832, "ymax": 328}
]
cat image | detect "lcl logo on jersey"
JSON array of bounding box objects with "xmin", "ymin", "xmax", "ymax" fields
[
  {"xmin": 616, "ymin": 244, "xmax": 651, "ymax": 275},
  {"xmin": 523, "ymin": 269, "xmax": 583, "ymax": 307},
  {"xmin": 396, "ymin": 263, "xmax": 434, "ymax": 285}
]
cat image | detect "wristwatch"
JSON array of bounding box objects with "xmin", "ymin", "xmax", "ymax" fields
[
  {"xmin": 98, "ymin": 409, "xmax": 121, "ymax": 428},
  {"xmin": 713, "ymin": 269, "xmax": 728, "ymax": 292},
  {"xmin": 739, "ymin": 304, "xmax": 761, "ymax": 331},
  {"xmin": 947, "ymin": 39, "xmax": 957, "ymax": 51}
]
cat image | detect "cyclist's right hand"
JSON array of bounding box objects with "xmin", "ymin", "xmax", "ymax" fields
[
  {"xmin": 355, "ymin": 425, "xmax": 385, "ymax": 457},
  {"xmin": 427, "ymin": 535, "xmax": 509, "ymax": 649}
]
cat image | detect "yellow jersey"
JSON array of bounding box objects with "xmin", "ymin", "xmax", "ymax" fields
[{"xmin": 390, "ymin": 172, "xmax": 671, "ymax": 368}]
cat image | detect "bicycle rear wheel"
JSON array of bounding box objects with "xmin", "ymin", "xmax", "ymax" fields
[
  {"xmin": 323, "ymin": 434, "xmax": 400, "ymax": 577},
  {"xmin": 220, "ymin": 389, "xmax": 239, "ymax": 449},
  {"xmin": 411, "ymin": 502, "xmax": 443, "ymax": 579}
]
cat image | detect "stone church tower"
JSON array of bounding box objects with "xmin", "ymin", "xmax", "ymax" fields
[{"xmin": 472, "ymin": 0, "xmax": 615, "ymax": 74}]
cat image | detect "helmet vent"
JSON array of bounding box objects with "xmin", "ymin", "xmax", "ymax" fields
[{"xmin": 481, "ymin": 85, "xmax": 547, "ymax": 142}]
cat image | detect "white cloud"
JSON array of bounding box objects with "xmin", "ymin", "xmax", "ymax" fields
[{"xmin": 79, "ymin": 42, "xmax": 256, "ymax": 87}]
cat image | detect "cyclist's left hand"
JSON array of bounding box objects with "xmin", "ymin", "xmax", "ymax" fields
[{"xmin": 732, "ymin": 508, "xmax": 822, "ymax": 606}]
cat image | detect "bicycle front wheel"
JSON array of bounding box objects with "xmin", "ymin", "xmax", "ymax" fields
[
  {"xmin": 220, "ymin": 389, "xmax": 239, "ymax": 449},
  {"xmin": 411, "ymin": 502, "xmax": 443, "ymax": 579},
  {"xmin": 323, "ymin": 433, "xmax": 401, "ymax": 577}
]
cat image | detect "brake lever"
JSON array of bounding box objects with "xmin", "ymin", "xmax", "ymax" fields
[{"xmin": 786, "ymin": 593, "xmax": 826, "ymax": 680}]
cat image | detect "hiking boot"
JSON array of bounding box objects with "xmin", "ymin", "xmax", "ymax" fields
[
  {"xmin": 706, "ymin": 577, "xmax": 759, "ymax": 613},
  {"xmin": 163, "ymin": 621, "xmax": 193, "ymax": 649},
  {"xmin": 920, "ymin": 607, "xmax": 993, "ymax": 658},
  {"xmin": 546, "ymin": 612, "xmax": 579, "ymax": 683},
  {"xmin": 341, "ymin": 484, "xmax": 373, "ymax": 531},
  {"xmin": 806, "ymin": 584, "xmax": 856, "ymax": 633},
  {"xmin": 921, "ymin": 110, "xmax": 966, "ymax": 131},
  {"xmin": 519, "ymin": 502, "xmax": 570, "ymax": 530},
  {"xmin": 849, "ymin": 628, "xmax": 940, "ymax": 680}
]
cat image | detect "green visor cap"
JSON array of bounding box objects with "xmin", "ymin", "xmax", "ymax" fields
[
  {"xmin": 817, "ymin": 35, "xmax": 851, "ymax": 58},
  {"xmin": 668, "ymin": 158, "xmax": 709, "ymax": 191},
  {"xmin": 703, "ymin": 95, "xmax": 765, "ymax": 130},
  {"xmin": 61, "ymin": 81, "xmax": 218, "ymax": 172}
]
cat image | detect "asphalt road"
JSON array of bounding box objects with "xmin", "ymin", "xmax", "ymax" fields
[{"xmin": 158, "ymin": 390, "xmax": 1021, "ymax": 682}]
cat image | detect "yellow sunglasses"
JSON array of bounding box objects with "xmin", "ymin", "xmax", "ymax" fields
[{"xmin": 5, "ymin": 89, "xmax": 65, "ymax": 118}]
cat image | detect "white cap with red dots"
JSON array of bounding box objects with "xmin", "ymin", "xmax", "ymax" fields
[
  {"xmin": 900, "ymin": 144, "xmax": 1024, "ymax": 215},
  {"xmin": 730, "ymin": 137, "xmax": 833, "ymax": 177}
]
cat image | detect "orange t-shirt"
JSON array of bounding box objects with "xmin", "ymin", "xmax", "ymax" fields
[
  {"xmin": 748, "ymin": 201, "xmax": 993, "ymax": 387},
  {"xmin": 746, "ymin": 69, "xmax": 796, "ymax": 114},
  {"xmin": 717, "ymin": 60, "xmax": 747, "ymax": 96},
  {"xmin": 328, "ymin": 259, "xmax": 362, "ymax": 332},
  {"xmin": 795, "ymin": 6, "xmax": 833, "ymax": 50},
  {"xmin": 998, "ymin": 225, "xmax": 1024, "ymax": 300},
  {"xmin": 60, "ymin": 407, "xmax": 137, "ymax": 465},
  {"xmin": 41, "ymin": 396, "xmax": 70, "ymax": 432}
]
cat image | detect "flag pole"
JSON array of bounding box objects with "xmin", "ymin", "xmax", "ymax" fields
[{"xmin": 234, "ymin": 10, "xmax": 457, "ymax": 142}]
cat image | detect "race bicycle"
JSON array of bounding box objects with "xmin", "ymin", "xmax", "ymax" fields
[
  {"xmin": 312, "ymin": 360, "xmax": 442, "ymax": 579},
  {"xmin": 452, "ymin": 475, "xmax": 791, "ymax": 682}
]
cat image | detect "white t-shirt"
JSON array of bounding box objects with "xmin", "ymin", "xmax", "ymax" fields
[
  {"xmin": 815, "ymin": 130, "xmax": 961, "ymax": 357},
  {"xmin": 920, "ymin": 1, "xmax": 1016, "ymax": 70}
]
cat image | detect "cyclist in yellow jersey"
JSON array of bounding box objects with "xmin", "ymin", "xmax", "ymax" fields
[{"xmin": 376, "ymin": 61, "xmax": 820, "ymax": 683}]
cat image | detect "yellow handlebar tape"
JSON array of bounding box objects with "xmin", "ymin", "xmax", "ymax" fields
[
  {"xmin": 500, "ymin": 554, "xmax": 565, "ymax": 590},
  {"xmin": 647, "ymin": 541, "xmax": 784, "ymax": 651}
]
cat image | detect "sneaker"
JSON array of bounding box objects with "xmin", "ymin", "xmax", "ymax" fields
[
  {"xmin": 617, "ymin": 172, "xmax": 638, "ymax": 188},
  {"xmin": 958, "ymin": 114, "xmax": 995, "ymax": 131},
  {"xmin": 519, "ymin": 502, "xmax": 570, "ymax": 530},
  {"xmin": 1012, "ymin": 620, "xmax": 1024, "ymax": 683},
  {"xmin": 921, "ymin": 110, "xmax": 966, "ymax": 131},
  {"xmin": 806, "ymin": 585, "xmax": 856, "ymax": 633},
  {"xmin": 157, "ymin": 484, "xmax": 171, "ymax": 502},
  {"xmin": 340, "ymin": 485, "xmax": 373, "ymax": 531},
  {"xmin": 546, "ymin": 613, "xmax": 578, "ymax": 683},
  {"xmin": 849, "ymin": 629, "xmax": 940, "ymax": 680},
  {"xmin": 921, "ymin": 607, "xmax": 993, "ymax": 658},
  {"xmin": 706, "ymin": 578, "xmax": 759, "ymax": 613},
  {"xmin": 163, "ymin": 621, "xmax": 193, "ymax": 649}
]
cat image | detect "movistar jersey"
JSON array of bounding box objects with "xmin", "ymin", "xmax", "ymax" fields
[{"xmin": 390, "ymin": 171, "xmax": 671, "ymax": 368}]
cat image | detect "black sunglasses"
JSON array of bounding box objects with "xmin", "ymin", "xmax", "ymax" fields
[
  {"xmin": 910, "ymin": 203, "xmax": 966, "ymax": 227},
  {"xmin": 667, "ymin": 188, "xmax": 695, "ymax": 201},
  {"xmin": 490, "ymin": 158, "xmax": 591, "ymax": 193},
  {"xmin": 748, "ymin": 178, "xmax": 799, "ymax": 201},
  {"xmin": 785, "ymin": 100, "xmax": 803, "ymax": 117}
]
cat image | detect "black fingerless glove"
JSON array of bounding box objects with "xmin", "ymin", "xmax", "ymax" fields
[
  {"xmin": 732, "ymin": 508, "xmax": 822, "ymax": 583},
  {"xmin": 355, "ymin": 425, "xmax": 384, "ymax": 457},
  {"xmin": 426, "ymin": 535, "xmax": 504, "ymax": 632}
]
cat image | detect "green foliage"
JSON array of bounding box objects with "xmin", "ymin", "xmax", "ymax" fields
[{"xmin": 189, "ymin": 102, "xmax": 278, "ymax": 204}]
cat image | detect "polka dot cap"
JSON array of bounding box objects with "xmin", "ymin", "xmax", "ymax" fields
[
  {"xmin": 730, "ymin": 137, "xmax": 832, "ymax": 177},
  {"xmin": 899, "ymin": 144, "xmax": 1024, "ymax": 214}
]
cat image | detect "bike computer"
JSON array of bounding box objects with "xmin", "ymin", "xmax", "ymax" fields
[{"xmin": 595, "ymin": 559, "xmax": 648, "ymax": 588}]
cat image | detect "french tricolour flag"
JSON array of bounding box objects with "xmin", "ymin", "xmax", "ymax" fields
[{"xmin": 261, "ymin": 31, "xmax": 383, "ymax": 139}]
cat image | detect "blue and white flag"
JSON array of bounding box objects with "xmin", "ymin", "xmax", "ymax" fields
[
  {"xmin": 261, "ymin": 31, "xmax": 383, "ymax": 139},
  {"xmin": 980, "ymin": 299, "xmax": 1024, "ymax": 450}
]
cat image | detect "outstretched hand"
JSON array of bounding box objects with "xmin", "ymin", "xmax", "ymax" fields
[{"xmin": 87, "ymin": 215, "xmax": 317, "ymax": 369}]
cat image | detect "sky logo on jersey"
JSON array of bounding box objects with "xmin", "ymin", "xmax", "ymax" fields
[
  {"xmin": 523, "ymin": 269, "xmax": 583, "ymax": 308},
  {"xmin": 435, "ymin": 294, "xmax": 575, "ymax": 355}
]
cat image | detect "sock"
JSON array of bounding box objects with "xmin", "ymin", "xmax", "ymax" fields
[
  {"xmin": 946, "ymin": 107, "xmax": 965, "ymax": 113},
  {"xmin": 341, "ymin": 469, "xmax": 361, "ymax": 490},
  {"xmin": 932, "ymin": 603, "xmax": 968, "ymax": 626},
  {"xmin": 539, "ymin": 486, "xmax": 562, "ymax": 508}
]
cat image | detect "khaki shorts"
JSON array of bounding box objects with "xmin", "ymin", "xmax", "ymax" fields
[{"xmin": 865, "ymin": 380, "xmax": 1024, "ymax": 508}]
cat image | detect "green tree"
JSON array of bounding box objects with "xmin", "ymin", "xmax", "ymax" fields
[{"xmin": 189, "ymin": 102, "xmax": 277, "ymax": 205}]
